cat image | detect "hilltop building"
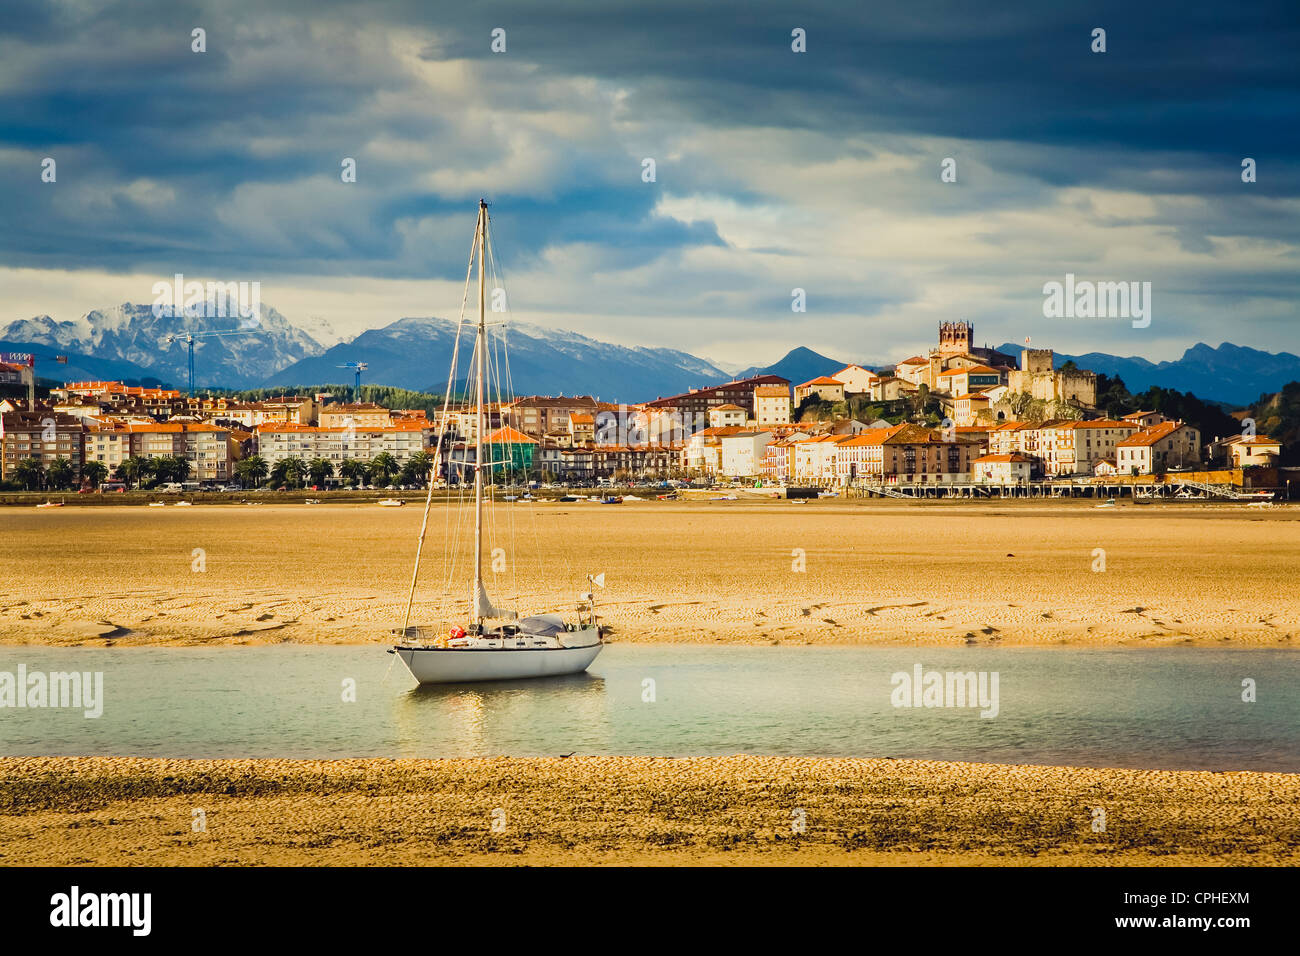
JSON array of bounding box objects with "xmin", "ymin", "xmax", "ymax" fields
[{"xmin": 1005, "ymin": 349, "xmax": 1097, "ymax": 408}]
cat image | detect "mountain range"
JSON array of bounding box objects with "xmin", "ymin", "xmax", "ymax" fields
[
  {"xmin": 993, "ymin": 342, "xmax": 1300, "ymax": 406},
  {"xmin": 261, "ymin": 316, "xmax": 729, "ymax": 403},
  {"xmin": 3, "ymin": 304, "xmax": 1298, "ymax": 406},
  {"xmin": 1, "ymin": 303, "xmax": 322, "ymax": 389}
]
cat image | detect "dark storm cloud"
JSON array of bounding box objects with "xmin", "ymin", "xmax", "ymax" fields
[{"xmin": 0, "ymin": 0, "xmax": 1296, "ymax": 355}]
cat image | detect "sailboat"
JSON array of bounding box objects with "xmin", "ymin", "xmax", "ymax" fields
[{"xmin": 389, "ymin": 200, "xmax": 605, "ymax": 684}]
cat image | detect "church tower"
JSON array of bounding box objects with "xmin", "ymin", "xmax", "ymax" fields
[{"xmin": 937, "ymin": 321, "xmax": 973, "ymax": 357}]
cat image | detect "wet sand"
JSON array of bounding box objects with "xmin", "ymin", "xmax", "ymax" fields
[
  {"xmin": 1, "ymin": 755, "xmax": 1295, "ymax": 866},
  {"xmin": 1, "ymin": 500, "xmax": 1296, "ymax": 647}
]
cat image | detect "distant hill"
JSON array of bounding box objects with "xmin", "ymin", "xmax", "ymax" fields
[
  {"xmin": 996, "ymin": 341, "xmax": 1300, "ymax": 406},
  {"xmin": 733, "ymin": 347, "xmax": 853, "ymax": 386}
]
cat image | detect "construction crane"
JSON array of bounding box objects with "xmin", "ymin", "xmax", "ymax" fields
[
  {"xmin": 0, "ymin": 349, "xmax": 68, "ymax": 410},
  {"xmin": 336, "ymin": 361, "xmax": 368, "ymax": 400},
  {"xmin": 161, "ymin": 327, "xmax": 264, "ymax": 396}
]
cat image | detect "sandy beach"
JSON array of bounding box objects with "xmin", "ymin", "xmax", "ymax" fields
[
  {"xmin": 0, "ymin": 754, "xmax": 1294, "ymax": 866},
  {"xmin": 1, "ymin": 500, "xmax": 1296, "ymax": 647}
]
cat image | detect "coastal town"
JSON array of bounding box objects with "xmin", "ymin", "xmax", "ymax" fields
[{"xmin": 0, "ymin": 322, "xmax": 1291, "ymax": 497}]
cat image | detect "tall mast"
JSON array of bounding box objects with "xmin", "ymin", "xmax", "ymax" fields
[{"xmin": 472, "ymin": 199, "xmax": 488, "ymax": 625}]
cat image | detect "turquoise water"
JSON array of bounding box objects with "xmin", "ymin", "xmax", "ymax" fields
[{"xmin": 0, "ymin": 645, "xmax": 1296, "ymax": 770}]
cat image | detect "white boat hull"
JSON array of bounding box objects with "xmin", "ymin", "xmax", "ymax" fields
[{"xmin": 393, "ymin": 630, "xmax": 604, "ymax": 684}]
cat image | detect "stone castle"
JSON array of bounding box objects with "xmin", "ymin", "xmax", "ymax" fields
[{"xmin": 1006, "ymin": 347, "xmax": 1097, "ymax": 408}]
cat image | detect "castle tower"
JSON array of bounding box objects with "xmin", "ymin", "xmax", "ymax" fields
[{"xmin": 1021, "ymin": 348, "xmax": 1054, "ymax": 373}]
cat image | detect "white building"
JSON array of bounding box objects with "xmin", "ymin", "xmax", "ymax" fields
[
  {"xmin": 1115, "ymin": 421, "xmax": 1201, "ymax": 474},
  {"xmin": 720, "ymin": 431, "xmax": 773, "ymax": 477},
  {"xmin": 708, "ymin": 404, "xmax": 748, "ymax": 429},
  {"xmin": 792, "ymin": 434, "xmax": 844, "ymax": 484},
  {"xmin": 256, "ymin": 422, "xmax": 430, "ymax": 468},
  {"xmin": 753, "ymin": 385, "xmax": 792, "ymax": 426},
  {"xmin": 971, "ymin": 453, "xmax": 1033, "ymax": 483}
]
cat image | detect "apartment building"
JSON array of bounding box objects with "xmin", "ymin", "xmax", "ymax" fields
[
  {"xmin": 1038, "ymin": 420, "xmax": 1141, "ymax": 477},
  {"xmin": 318, "ymin": 402, "xmax": 390, "ymax": 428},
  {"xmin": 128, "ymin": 422, "xmax": 238, "ymax": 482},
  {"xmin": 0, "ymin": 410, "xmax": 84, "ymax": 482},
  {"xmin": 644, "ymin": 375, "xmax": 789, "ymax": 424},
  {"xmin": 256, "ymin": 421, "xmax": 430, "ymax": 468},
  {"xmin": 858, "ymin": 424, "xmax": 980, "ymax": 483},
  {"xmin": 501, "ymin": 395, "xmax": 600, "ymax": 439}
]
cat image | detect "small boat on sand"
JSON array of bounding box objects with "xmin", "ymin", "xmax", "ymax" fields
[
  {"xmin": 378, "ymin": 498, "xmax": 404, "ymax": 507},
  {"xmin": 1094, "ymin": 498, "xmax": 1116, "ymax": 509},
  {"xmin": 35, "ymin": 501, "xmax": 63, "ymax": 508}
]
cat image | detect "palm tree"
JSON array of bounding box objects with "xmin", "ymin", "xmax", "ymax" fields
[
  {"xmin": 46, "ymin": 457, "xmax": 75, "ymax": 490},
  {"xmin": 369, "ymin": 452, "xmax": 398, "ymax": 486},
  {"xmin": 83, "ymin": 460, "xmax": 108, "ymax": 489},
  {"xmin": 136, "ymin": 456, "xmax": 160, "ymax": 489},
  {"xmin": 14, "ymin": 457, "xmax": 45, "ymax": 491},
  {"xmin": 308, "ymin": 457, "xmax": 334, "ymax": 487},
  {"xmin": 338, "ymin": 458, "xmax": 366, "ymax": 487},
  {"xmin": 235, "ymin": 455, "xmax": 268, "ymax": 487},
  {"xmin": 282, "ymin": 456, "xmax": 308, "ymax": 488},
  {"xmin": 116, "ymin": 456, "xmax": 149, "ymax": 490},
  {"xmin": 406, "ymin": 451, "xmax": 433, "ymax": 484}
]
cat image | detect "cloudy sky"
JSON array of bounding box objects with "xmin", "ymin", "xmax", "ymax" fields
[{"xmin": 2, "ymin": 0, "xmax": 1297, "ymax": 368}]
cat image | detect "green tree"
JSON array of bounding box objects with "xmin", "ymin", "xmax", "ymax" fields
[
  {"xmin": 46, "ymin": 457, "xmax": 75, "ymax": 490},
  {"xmin": 14, "ymin": 457, "xmax": 45, "ymax": 491},
  {"xmin": 235, "ymin": 455, "xmax": 268, "ymax": 487},
  {"xmin": 338, "ymin": 458, "xmax": 367, "ymax": 487},
  {"xmin": 308, "ymin": 457, "xmax": 335, "ymax": 487},
  {"xmin": 115, "ymin": 457, "xmax": 142, "ymax": 489},
  {"xmin": 406, "ymin": 451, "xmax": 433, "ymax": 484},
  {"xmin": 83, "ymin": 460, "xmax": 108, "ymax": 488},
  {"xmin": 369, "ymin": 452, "xmax": 398, "ymax": 486},
  {"xmin": 284, "ymin": 456, "xmax": 308, "ymax": 488},
  {"xmin": 136, "ymin": 457, "xmax": 160, "ymax": 489}
]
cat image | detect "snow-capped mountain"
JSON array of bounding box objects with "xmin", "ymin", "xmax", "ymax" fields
[
  {"xmin": 293, "ymin": 315, "xmax": 346, "ymax": 349},
  {"xmin": 264, "ymin": 316, "xmax": 730, "ymax": 402},
  {"xmin": 0, "ymin": 303, "xmax": 325, "ymax": 389}
]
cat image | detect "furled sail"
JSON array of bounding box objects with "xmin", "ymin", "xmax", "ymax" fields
[{"xmin": 473, "ymin": 580, "xmax": 517, "ymax": 621}]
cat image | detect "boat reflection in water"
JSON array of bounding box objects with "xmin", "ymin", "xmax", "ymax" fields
[{"xmin": 391, "ymin": 673, "xmax": 610, "ymax": 757}]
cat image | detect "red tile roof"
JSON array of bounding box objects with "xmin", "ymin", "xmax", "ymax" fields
[
  {"xmin": 797, "ymin": 376, "xmax": 844, "ymax": 388},
  {"xmin": 1116, "ymin": 421, "xmax": 1184, "ymax": 447}
]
